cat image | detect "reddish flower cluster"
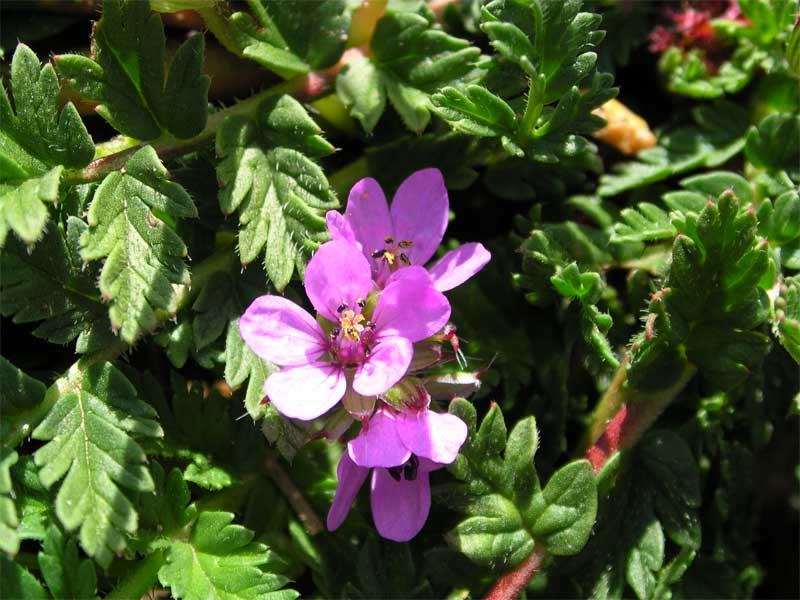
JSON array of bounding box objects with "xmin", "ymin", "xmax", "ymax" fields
[{"xmin": 648, "ymin": 0, "xmax": 746, "ymax": 56}]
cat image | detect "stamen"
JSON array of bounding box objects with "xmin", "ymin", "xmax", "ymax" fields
[
  {"xmin": 367, "ymin": 321, "xmax": 376, "ymax": 329},
  {"xmin": 371, "ymin": 249, "xmax": 384, "ymax": 259},
  {"xmin": 337, "ymin": 303, "xmax": 348, "ymax": 313},
  {"xmin": 399, "ymin": 253, "xmax": 410, "ymax": 265},
  {"xmin": 329, "ymin": 327, "xmax": 341, "ymax": 339},
  {"xmin": 383, "ymin": 251, "xmax": 395, "ymax": 266},
  {"xmin": 384, "ymin": 236, "xmax": 395, "ymax": 245},
  {"xmin": 357, "ymin": 297, "xmax": 366, "ymax": 308},
  {"xmin": 398, "ymin": 240, "xmax": 413, "ymax": 248},
  {"xmin": 388, "ymin": 466, "xmax": 403, "ymax": 481}
]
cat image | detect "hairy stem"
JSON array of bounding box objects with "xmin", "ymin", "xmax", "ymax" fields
[
  {"xmin": 106, "ymin": 550, "xmax": 167, "ymax": 600},
  {"xmin": 263, "ymin": 448, "xmax": 324, "ymax": 535},
  {"xmin": 487, "ymin": 360, "xmax": 698, "ymax": 599},
  {"xmin": 485, "ymin": 546, "xmax": 548, "ymax": 600}
]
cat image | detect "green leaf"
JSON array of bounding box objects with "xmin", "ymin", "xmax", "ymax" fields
[
  {"xmin": 0, "ymin": 555, "xmax": 48, "ymax": 600},
  {"xmin": 338, "ymin": 10, "xmax": 480, "ymax": 133},
  {"xmin": 446, "ymin": 402, "xmax": 597, "ymax": 567},
  {"xmin": 612, "ymin": 202, "xmax": 675, "ymax": 243},
  {"xmin": 80, "ymin": 146, "xmax": 196, "ymax": 343},
  {"xmin": 527, "ymin": 460, "xmax": 597, "ymax": 555},
  {"xmin": 0, "ymin": 356, "xmax": 47, "ymax": 448},
  {"xmin": 231, "ymin": 0, "xmax": 350, "ymax": 78},
  {"xmin": 38, "ymin": 526, "xmax": 98, "ymax": 600},
  {"xmin": 0, "ymin": 43, "xmax": 93, "ymax": 182},
  {"xmin": 745, "ymin": 112, "xmax": 800, "ymax": 178},
  {"xmin": 0, "ymin": 447, "xmax": 19, "ymax": 555},
  {"xmin": 775, "ymin": 275, "xmax": 800, "ymax": 364},
  {"xmin": 1, "ymin": 217, "xmax": 110, "ymax": 347},
  {"xmin": 139, "ymin": 462, "xmax": 196, "ymax": 535},
  {"xmin": 0, "ymin": 166, "xmax": 61, "ymax": 246},
  {"xmin": 216, "ymin": 95, "xmax": 336, "ymax": 290},
  {"xmin": 225, "ymin": 318, "xmax": 277, "ymax": 419},
  {"xmin": 12, "ymin": 456, "xmax": 56, "ymax": 543},
  {"xmin": 32, "ymin": 362, "xmax": 163, "ymax": 567},
  {"xmin": 335, "ymin": 58, "xmax": 386, "ymax": 134},
  {"xmin": 600, "ymin": 101, "xmax": 749, "ymax": 197},
  {"xmin": 158, "ymin": 511, "xmax": 299, "ymax": 600},
  {"xmin": 55, "ymin": 0, "xmax": 209, "ymax": 140},
  {"xmin": 431, "ymin": 85, "xmax": 517, "ymax": 139},
  {"xmin": 625, "ymin": 516, "xmax": 664, "ymax": 600}
]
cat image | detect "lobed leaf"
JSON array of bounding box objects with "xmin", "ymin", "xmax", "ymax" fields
[
  {"xmin": 38, "ymin": 525, "xmax": 98, "ymax": 600},
  {"xmin": 216, "ymin": 95, "xmax": 337, "ymax": 290},
  {"xmin": 80, "ymin": 146, "xmax": 196, "ymax": 343},
  {"xmin": 32, "ymin": 362, "xmax": 163, "ymax": 567},
  {"xmin": 55, "ymin": 0, "xmax": 209, "ymax": 140}
]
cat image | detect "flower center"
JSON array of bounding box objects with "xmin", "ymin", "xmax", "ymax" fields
[
  {"xmin": 387, "ymin": 454, "xmax": 419, "ymax": 482},
  {"xmin": 371, "ymin": 236, "xmax": 413, "ymax": 269},
  {"xmin": 339, "ymin": 309, "xmax": 365, "ymax": 342}
]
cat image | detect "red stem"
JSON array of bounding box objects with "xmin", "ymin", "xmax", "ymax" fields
[{"xmin": 484, "ymin": 546, "xmax": 547, "ymax": 600}]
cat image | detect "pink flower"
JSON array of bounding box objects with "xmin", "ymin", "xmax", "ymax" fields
[
  {"xmin": 327, "ymin": 403, "xmax": 468, "ymax": 541},
  {"xmin": 326, "ymin": 168, "xmax": 491, "ymax": 291},
  {"xmin": 239, "ymin": 241, "xmax": 450, "ymax": 420}
]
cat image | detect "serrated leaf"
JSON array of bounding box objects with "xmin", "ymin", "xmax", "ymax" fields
[
  {"xmin": 38, "ymin": 525, "xmax": 98, "ymax": 600},
  {"xmin": 217, "ymin": 95, "xmax": 336, "ymax": 290},
  {"xmin": 0, "ymin": 447, "xmax": 19, "ymax": 554},
  {"xmin": 139, "ymin": 462, "xmax": 196, "ymax": 535},
  {"xmin": 0, "ymin": 43, "xmax": 93, "ymax": 182},
  {"xmin": 612, "ymin": 202, "xmax": 675, "ymax": 243},
  {"xmin": 80, "ymin": 146, "xmax": 196, "ymax": 343},
  {"xmin": 600, "ymin": 101, "xmax": 749, "ymax": 197},
  {"xmin": 12, "ymin": 456, "xmax": 55, "ymax": 543},
  {"xmin": 431, "ymin": 85, "xmax": 516, "ymax": 139},
  {"xmin": 225, "ymin": 318, "xmax": 276, "ymax": 420},
  {"xmin": 32, "ymin": 362, "xmax": 163, "ymax": 567},
  {"xmin": 1, "ymin": 217, "xmax": 110, "ymax": 347},
  {"xmin": 0, "ymin": 165, "xmax": 61, "ymax": 246},
  {"xmin": 158, "ymin": 511, "xmax": 299, "ymax": 600},
  {"xmin": 0, "ymin": 555, "xmax": 48, "ymax": 599},
  {"xmin": 337, "ymin": 11, "xmax": 480, "ymax": 133},
  {"xmin": 0, "ymin": 356, "xmax": 47, "ymax": 449},
  {"xmin": 55, "ymin": 0, "xmax": 209, "ymax": 139},
  {"xmin": 745, "ymin": 112, "xmax": 800, "ymax": 178},
  {"xmin": 775, "ymin": 275, "xmax": 800, "ymax": 364},
  {"xmin": 231, "ymin": 0, "xmax": 349, "ymax": 78}
]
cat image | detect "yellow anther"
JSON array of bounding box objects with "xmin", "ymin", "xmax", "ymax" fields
[
  {"xmin": 383, "ymin": 251, "xmax": 395, "ymax": 265},
  {"xmin": 339, "ymin": 310, "xmax": 366, "ymax": 342}
]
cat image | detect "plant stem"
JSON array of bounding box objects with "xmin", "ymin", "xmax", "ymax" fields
[
  {"xmin": 263, "ymin": 448, "xmax": 324, "ymax": 535},
  {"xmin": 486, "ymin": 359, "xmax": 698, "ymax": 599},
  {"xmin": 485, "ymin": 546, "xmax": 548, "ymax": 600},
  {"xmin": 106, "ymin": 550, "xmax": 167, "ymax": 600}
]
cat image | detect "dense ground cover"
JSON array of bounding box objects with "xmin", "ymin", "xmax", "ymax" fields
[{"xmin": 1, "ymin": 0, "xmax": 798, "ymax": 598}]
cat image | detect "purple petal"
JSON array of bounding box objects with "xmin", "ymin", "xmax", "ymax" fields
[
  {"xmin": 370, "ymin": 468, "xmax": 431, "ymax": 542},
  {"xmin": 373, "ymin": 267, "xmax": 451, "ymax": 342},
  {"xmin": 396, "ymin": 409, "xmax": 468, "ymax": 465},
  {"xmin": 352, "ymin": 336, "xmax": 413, "ymax": 396},
  {"xmin": 326, "ymin": 210, "xmax": 357, "ymax": 246},
  {"xmin": 390, "ymin": 168, "xmax": 449, "ymax": 266},
  {"xmin": 428, "ymin": 242, "xmax": 491, "ymax": 292},
  {"xmin": 348, "ymin": 409, "xmax": 411, "ymax": 468},
  {"xmin": 265, "ymin": 362, "xmax": 346, "ymax": 420},
  {"xmin": 343, "ymin": 177, "xmax": 393, "ymax": 260},
  {"xmin": 418, "ymin": 457, "xmax": 445, "ymax": 473},
  {"xmin": 327, "ymin": 452, "xmax": 369, "ymax": 531},
  {"xmin": 304, "ymin": 241, "xmax": 373, "ymax": 322},
  {"xmin": 239, "ymin": 296, "xmax": 327, "ymax": 366}
]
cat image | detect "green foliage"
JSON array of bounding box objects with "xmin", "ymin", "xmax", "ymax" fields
[
  {"xmin": 775, "ymin": 275, "xmax": 800, "ymax": 363},
  {"xmin": 55, "ymin": 0, "xmax": 209, "ymax": 140},
  {"xmin": 338, "ymin": 9, "xmax": 480, "ymax": 132},
  {"xmin": 599, "ymin": 101, "xmax": 749, "ymax": 197},
  {"xmin": 564, "ymin": 431, "xmax": 701, "ymax": 599},
  {"xmin": 32, "ymin": 362, "xmax": 162, "ymax": 567},
  {"xmin": 0, "ymin": 555, "xmax": 48, "ymax": 599},
  {"xmin": 0, "ymin": 356, "xmax": 47, "ymax": 448},
  {"xmin": 628, "ymin": 185, "xmax": 771, "ymax": 390},
  {"xmin": 745, "ymin": 112, "xmax": 800, "ymax": 178},
  {"xmin": 216, "ymin": 94, "xmax": 337, "ymax": 290},
  {"xmin": 159, "ymin": 511, "xmax": 298, "ymax": 600},
  {"xmin": 432, "ymin": 0, "xmax": 616, "ymax": 162},
  {"xmin": 0, "ymin": 447, "xmax": 19, "ymax": 554},
  {"xmin": 38, "ymin": 526, "xmax": 98, "ymax": 599},
  {"xmin": 1, "ymin": 217, "xmax": 110, "ymax": 348},
  {"xmin": 0, "ymin": 44, "xmax": 94, "ymax": 181},
  {"xmin": 230, "ymin": 0, "xmax": 350, "ymax": 78},
  {"xmin": 80, "ymin": 146, "xmax": 196, "ymax": 343},
  {"xmin": 444, "ymin": 399, "xmax": 597, "ymax": 568}
]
